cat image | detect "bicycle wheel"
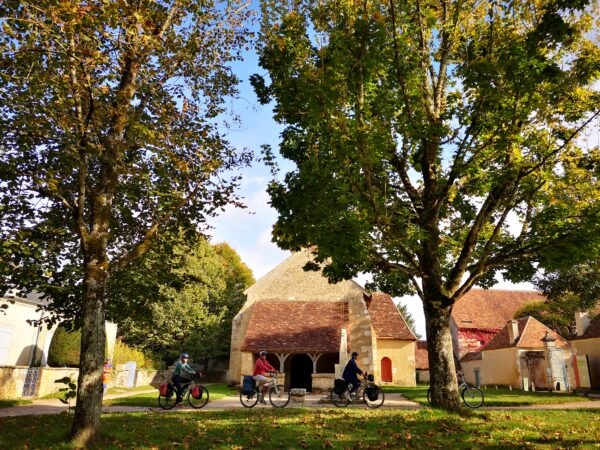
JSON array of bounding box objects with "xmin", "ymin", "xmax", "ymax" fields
[
  {"xmin": 240, "ymin": 389, "xmax": 259, "ymax": 408},
  {"xmin": 331, "ymin": 389, "xmax": 351, "ymax": 407},
  {"xmin": 461, "ymin": 386, "xmax": 484, "ymax": 408},
  {"xmin": 269, "ymin": 384, "xmax": 290, "ymax": 408},
  {"xmin": 188, "ymin": 386, "xmax": 209, "ymax": 409},
  {"xmin": 363, "ymin": 385, "xmax": 385, "ymax": 409},
  {"xmin": 426, "ymin": 387, "xmax": 432, "ymax": 406},
  {"xmin": 158, "ymin": 392, "xmax": 177, "ymax": 410}
]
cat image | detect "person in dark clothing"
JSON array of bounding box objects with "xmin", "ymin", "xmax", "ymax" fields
[
  {"xmin": 172, "ymin": 353, "xmax": 196, "ymax": 405},
  {"xmin": 342, "ymin": 351, "xmax": 363, "ymax": 396}
]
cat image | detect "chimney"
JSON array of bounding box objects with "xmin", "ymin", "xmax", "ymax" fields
[
  {"xmin": 508, "ymin": 320, "xmax": 520, "ymax": 344},
  {"xmin": 575, "ymin": 310, "xmax": 590, "ymax": 337},
  {"xmin": 363, "ymin": 292, "xmax": 373, "ymax": 309}
]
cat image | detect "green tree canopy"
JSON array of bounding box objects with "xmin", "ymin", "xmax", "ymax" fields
[
  {"xmin": 515, "ymin": 261, "xmax": 600, "ymax": 336},
  {"xmin": 396, "ymin": 301, "xmax": 421, "ymax": 339},
  {"xmin": 109, "ymin": 234, "xmax": 254, "ymax": 366},
  {"xmin": 0, "ymin": 0, "xmax": 252, "ymax": 443},
  {"xmin": 253, "ymin": 0, "xmax": 600, "ymax": 410}
]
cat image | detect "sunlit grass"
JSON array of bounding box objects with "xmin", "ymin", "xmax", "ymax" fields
[
  {"xmin": 103, "ymin": 383, "xmax": 236, "ymax": 407},
  {"xmin": 386, "ymin": 385, "xmax": 591, "ymax": 406},
  {"xmin": 0, "ymin": 399, "xmax": 32, "ymax": 409},
  {"xmin": 1, "ymin": 407, "xmax": 599, "ymax": 449}
]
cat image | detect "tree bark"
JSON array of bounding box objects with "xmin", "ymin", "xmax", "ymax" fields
[
  {"xmin": 423, "ymin": 293, "xmax": 460, "ymax": 410},
  {"xmin": 69, "ymin": 248, "xmax": 108, "ymax": 446}
]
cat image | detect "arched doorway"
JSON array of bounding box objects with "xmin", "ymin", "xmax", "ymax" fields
[
  {"xmin": 290, "ymin": 354, "xmax": 313, "ymax": 391},
  {"xmin": 381, "ymin": 357, "xmax": 392, "ymax": 382}
]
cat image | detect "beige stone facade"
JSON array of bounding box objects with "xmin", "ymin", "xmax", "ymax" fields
[
  {"xmin": 228, "ymin": 250, "xmax": 417, "ymax": 391},
  {"xmin": 460, "ymin": 317, "xmax": 575, "ymax": 391},
  {"xmin": 570, "ymin": 312, "xmax": 600, "ymax": 389}
]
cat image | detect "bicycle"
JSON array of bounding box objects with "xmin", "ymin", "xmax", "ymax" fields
[
  {"xmin": 239, "ymin": 371, "xmax": 291, "ymax": 408},
  {"xmin": 330, "ymin": 373, "xmax": 385, "ymax": 408},
  {"xmin": 158, "ymin": 372, "xmax": 209, "ymax": 409},
  {"xmin": 427, "ymin": 371, "xmax": 484, "ymax": 408}
]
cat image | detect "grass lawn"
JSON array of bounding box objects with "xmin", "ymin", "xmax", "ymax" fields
[
  {"xmin": 387, "ymin": 385, "xmax": 591, "ymax": 407},
  {"xmin": 103, "ymin": 383, "xmax": 236, "ymax": 408},
  {"xmin": 0, "ymin": 399, "xmax": 32, "ymax": 409},
  {"xmin": 0, "ymin": 407, "xmax": 599, "ymax": 449}
]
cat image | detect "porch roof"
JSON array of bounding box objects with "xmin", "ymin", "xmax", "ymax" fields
[{"xmin": 241, "ymin": 300, "xmax": 349, "ymax": 353}]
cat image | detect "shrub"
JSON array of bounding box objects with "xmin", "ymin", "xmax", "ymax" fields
[
  {"xmin": 112, "ymin": 339, "xmax": 164, "ymax": 369},
  {"xmin": 47, "ymin": 326, "xmax": 81, "ymax": 367}
]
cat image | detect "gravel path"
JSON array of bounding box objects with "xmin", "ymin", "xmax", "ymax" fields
[{"xmin": 1, "ymin": 391, "xmax": 598, "ymax": 417}]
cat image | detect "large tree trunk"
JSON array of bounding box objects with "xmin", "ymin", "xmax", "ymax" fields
[
  {"xmin": 70, "ymin": 251, "xmax": 108, "ymax": 446},
  {"xmin": 423, "ymin": 294, "xmax": 460, "ymax": 411}
]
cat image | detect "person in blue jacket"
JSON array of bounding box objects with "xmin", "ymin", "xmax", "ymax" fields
[{"xmin": 342, "ymin": 351, "xmax": 363, "ymax": 397}]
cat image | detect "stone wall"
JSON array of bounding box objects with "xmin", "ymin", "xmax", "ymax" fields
[
  {"xmin": 347, "ymin": 295, "xmax": 374, "ymax": 374},
  {"xmin": 311, "ymin": 373, "xmax": 334, "ymax": 393},
  {"xmin": 0, "ymin": 367, "xmax": 28, "ymax": 399},
  {"xmin": 36, "ymin": 367, "xmax": 79, "ymax": 398},
  {"xmin": 0, "ymin": 366, "xmax": 172, "ymax": 399}
]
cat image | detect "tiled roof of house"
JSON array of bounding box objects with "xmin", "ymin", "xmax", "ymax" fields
[
  {"xmin": 482, "ymin": 316, "xmax": 570, "ymax": 351},
  {"xmin": 452, "ymin": 289, "xmax": 544, "ymax": 330},
  {"xmin": 415, "ymin": 341, "xmax": 429, "ymax": 369},
  {"xmin": 367, "ymin": 293, "xmax": 417, "ymax": 340},
  {"xmin": 460, "ymin": 351, "xmax": 482, "ymax": 362},
  {"xmin": 241, "ymin": 300, "xmax": 349, "ymax": 352},
  {"xmin": 572, "ymin": 315, "xmax": 600, "ymax": 340}
]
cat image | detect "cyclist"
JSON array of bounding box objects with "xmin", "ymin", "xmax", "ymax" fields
[
  {"xmin": 253, "ymin": 351, "xmax": 276, "ymax": 404},
  {"xmin": 172, "ymin": 352, "xmax": 196, "ymax": 405},
  {"xmin": 342, "ymin": 351, "xmax": 363, "ymax": 399}
]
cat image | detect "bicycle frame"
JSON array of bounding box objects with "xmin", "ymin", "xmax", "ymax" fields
[{"xmin": 239, "ymin": 372, "xmax": 290, "ymax": 408}]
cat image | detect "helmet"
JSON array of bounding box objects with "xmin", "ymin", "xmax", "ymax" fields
[
  {"xmin": 181, "ymin": 353, "xmax": 189, "ymax": 359},
  {"xmin": 351, "ymin": 352, "xmax": 359, "ymax": 358},
  {"xmin": 259, "ymin": 351, "xmax": 267, "ymax": 356}
]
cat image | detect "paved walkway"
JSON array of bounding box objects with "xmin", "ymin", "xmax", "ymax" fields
[{"xmin": 1, "ymin": 391, "xmax": 599, "ymax": 417}]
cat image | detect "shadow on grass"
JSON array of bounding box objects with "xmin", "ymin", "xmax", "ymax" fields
[{"xmin": 1, "ymin": 407, "xmax": 599, "ymax": 449}]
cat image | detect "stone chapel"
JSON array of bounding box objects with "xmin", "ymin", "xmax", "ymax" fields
[{"xmin": 228, "ymin": 249, "xmax": 417, "ymax": 391}]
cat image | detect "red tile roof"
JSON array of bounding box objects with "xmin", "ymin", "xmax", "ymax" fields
[
  {"xmin": 367, "ymin": 293, "xmax": 417, "ymax": 340},
  {"xmin": 572, "ymin": 315, "xmax": 600, "ymax": 340},
  {"xmin": 483, "ymin": 316, "xmax": 570, "ymax": 351},
  {"xmin": 241, "ymin": 301, "xmax": 349, "ymax": 353},
  {"xmin": 452, "ymin": 289, "xmax": 544, "ymax": 330},
  {"xmin": 415, "ymin": 341, "xmax": 429, "ymax": 369},
  {"xmin": 461, "ymin": 352, "xmax": 482, "ymax": 362}
]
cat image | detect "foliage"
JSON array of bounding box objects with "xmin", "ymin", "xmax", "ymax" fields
[
  {"xmin": 514, "ymin": 261, "xmax": 600, "ymax": 336},
  {"xmin": 396, "ymin": 301, "xmax": 421, "ymax": 339},
  {"xmin": 1, "ymin": 408, "xmax": 599, "ymax": 449},
  {"xmin": 54, "ymin": 376, "xmax": 77, "ymax": 407},
  {"xmin": 47, "ymin": 326, "xmax": 81, "ymax": 368},
  {"xmin": 253, "ymin": 0, "xmax": 600, "ymax": 409},
  {"xmin": 109, "ymin": 234, "xmax": 254, "ymax": 365},
  {"xmin": 112, "ymin": 338, "xmax": 163, "ymax": 370},
  {"xmin": 534, "ymin": 261, "xmax": 600, "ymax": 310},
  {"xmin": 0, "ymin": 0, "xmax": 253, "ymax": 441},
  {"xmin": 47, "ymin": 327, "xmax": 161, "ymax": 368}
]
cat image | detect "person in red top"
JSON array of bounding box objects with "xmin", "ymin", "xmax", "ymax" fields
[{"xmin": 253, "ymin": 351, "xmax": 276, "ymax": 403}]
